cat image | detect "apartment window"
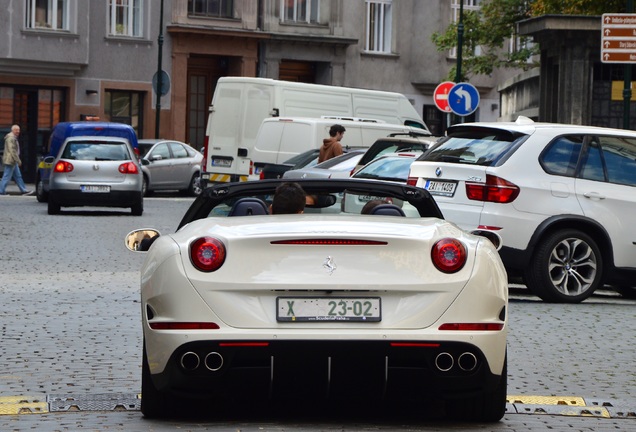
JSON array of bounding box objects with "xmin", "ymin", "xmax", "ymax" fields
[
  {"xmin": 104, "ymin": 90, "xmax": 143, "ymax": 137},
  {"xmin": 281, "ymin": 0, "xmax": 320, "ymax": 24},
  {"xmin": 188, "ymin": 0, "xmax": 234, "ymax": 18},
  {"xmin": 25, "ymin": 0, "xmax": 69, "ymax": 30},
  {"xmin": 365, "ymin": 0, "xmax": 392, "ymax": 53},
  {"xmin": 109, "ymin": 0, "xmax": 143, "ymax": 37},
  {"xmin": 449, "ymin": 0, "xmax": 481, "ymax": 58}
]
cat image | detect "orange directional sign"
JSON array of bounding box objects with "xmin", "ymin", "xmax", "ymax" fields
[{"xmin": 602, "ymin": 14, "xmax": 636, "ymax": 64}]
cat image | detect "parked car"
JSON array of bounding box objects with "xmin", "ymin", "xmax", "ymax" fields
[
  {"xmin": 37, "ymin": 121, "xmax": 139, "ymax": 203},
  {"xmin": 353, "ymin": 132, "xmax": 439, "ymax": 174},
  {"xmin": 408, "ymin": 116, "xmax": 636, "ymax": 303},
  {"xmin": 125, "ymin": 179, "xmax": 508, "ymax": 421},
  {"xmin": 258, "ymin": 148, "xmax": 320, "ymax": 180},
  {"xmin": 283, "ymin": 150, "xmax": 366, "ymax": 180},
  {"xmin": 138, "ymin": 139, "xmax": 203, "ymax": 196},
  {"xmin": 47, "ymin": 136, "xmax": 143, "ymax": 215},
  {"xmin": 343, "ymin": 153, "xmax": 422, "ymax": 215}
]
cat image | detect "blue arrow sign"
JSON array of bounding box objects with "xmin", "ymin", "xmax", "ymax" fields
[{"xmin": 448, "ymin": 82, "xmax": 480, "ymax": 116}]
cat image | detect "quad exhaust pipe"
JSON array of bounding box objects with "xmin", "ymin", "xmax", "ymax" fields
[
  {"xmin": 434, "ymin": 352, "xmax": 477, "ymax": 372},
  {"xmin": 179, "ymin": 351, "xmax": 224, "ymax": 372}
]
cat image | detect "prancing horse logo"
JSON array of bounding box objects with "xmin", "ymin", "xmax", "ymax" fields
[{"xmin": 322, "ymin": 256, "xmax": 337, "ymax": 275}]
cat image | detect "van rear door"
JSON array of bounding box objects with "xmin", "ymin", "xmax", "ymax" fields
[{"xmin": 205, "ymin": 82, "xmax": 273, "ymax": 182}]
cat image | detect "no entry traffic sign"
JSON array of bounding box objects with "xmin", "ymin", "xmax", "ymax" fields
[{"xmin": 433, "ymin": 81, "xmax": 455, "ymax": 113}]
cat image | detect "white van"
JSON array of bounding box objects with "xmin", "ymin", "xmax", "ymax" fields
[
  {"xmin": 248, "ymin": 117, "xmax": 428, "ymax": 180},
  {"xmin": 201, "ymin": 77, "xmax": 428, "ymax": 186}
]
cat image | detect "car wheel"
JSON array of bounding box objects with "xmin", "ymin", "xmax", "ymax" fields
[
  {"xmin": 142, "ymin": 175, "xmax": 149, "ymax": 197},
  {"xmin": 141, "ymin": 343, "xmax": 171, "ymax": 418},
  {"xmin": 525, "ymin": 229, "xmax": 603, "ymax": 303},
  {"xmin": 131, "ymin": 198, "xmax": 143, "ymax": 216},
  {"xmin": 186, "ymin": 173, "xmax": 202, "ymax": 196},
  {"xmin": 47, "ymin": 198, "xmax": 61, "ymax": 215},
  {"xmin": 448, "ymin": 354, "xmax": 507, "ymax": 422},
  {"xmin": 36, "ymin": 177, "xmax": 48, "ymax": 203}
]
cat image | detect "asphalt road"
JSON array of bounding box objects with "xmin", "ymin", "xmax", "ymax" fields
[{"xmin": 1, "ymin": 193, "xmax": 636, "ymax": 431}]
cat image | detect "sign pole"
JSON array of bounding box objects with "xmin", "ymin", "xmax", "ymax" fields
[{"xmin": 625, "ymin": 0, "xmax": 634, "ymax": 130}]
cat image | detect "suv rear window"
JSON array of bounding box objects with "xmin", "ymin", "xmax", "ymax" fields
[
  {"xmin": 420, "ymin": 127, "xmax": 527, "ymax": 167},
  {"xmin": 358, "ymin": 140, "xmax": 429, "ymax": 167}
]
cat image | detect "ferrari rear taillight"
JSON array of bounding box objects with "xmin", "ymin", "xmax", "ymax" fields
[
  {"xmin": 465, "ymin": 174, "xmax": 519, "ymax": 203},
  {"xmin": 190, "ymin": 237, "xmax": 226, "ymax": 272},
  {"xmin": 119, "ymin": 162, "xmax": 139, "ymax": 174},
  {"xmin": 54, "ymin": 161, "xmax": 74, "ymax": 173},
  {"xmin": 431, "ymin": 238, "xmax": 466, "ymax": 273}
]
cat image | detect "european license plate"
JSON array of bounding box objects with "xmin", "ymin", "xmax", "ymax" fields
[
  {"xmin": 424, "ymin": 179, "xmax": 457, "ymax": 197},
  {"xmin": 81, "ymin": 185, "xmax": 110, "ymax": 193},
  {"xmin": 211, "ymin": 158, "xmax": 232, "ymax": 168},
  {"xmin": 277, "ymin": 297, "xmax": 381, "ymax": 322}
]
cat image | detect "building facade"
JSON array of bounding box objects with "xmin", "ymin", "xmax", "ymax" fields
[{"xmin": 0, "ymin": 0, "xmax": 512, "ymax": 183}]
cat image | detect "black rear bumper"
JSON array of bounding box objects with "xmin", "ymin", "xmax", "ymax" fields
[
  {"xmin": 50, "ymin": 190, "xmax": 141, "ymax": 208},
  {"xmin": 151, "ymin": 340, "xmax": 503, "ymax": 403}
]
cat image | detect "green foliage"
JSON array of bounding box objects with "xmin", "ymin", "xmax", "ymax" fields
[{"xmin": 432, "ymin": 0, "xmax": 625, "ymax": 81}]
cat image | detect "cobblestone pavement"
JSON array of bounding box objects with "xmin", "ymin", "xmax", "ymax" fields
[{"xmin": 1, "ymin": 194, "xmax": 636, "ymax": 430}]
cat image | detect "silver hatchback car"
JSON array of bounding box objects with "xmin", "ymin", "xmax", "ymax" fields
[
  {"xmin": 47, "ymin": 136, "xmax": 143, "ymax": 215},
  {"xmin": 138, "ymin": 139, "xmax": 203, "ymax": 196}
]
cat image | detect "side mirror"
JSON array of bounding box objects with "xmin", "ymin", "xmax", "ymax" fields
[
  {"xmin": 141, "ymin": 159, "xmax": 150, "ymax": 166},
  {"xmin": 43, "ymin": 156, "xmax": 55, "ymax": 164},
  {"xmin": 470, "ymin": 229, "xmax": 502, "ymax": 251},
  {"xmin": 150, "ymin": 154, "xmax": 163, "ymax": 161},
  {"xmin": 125, "ymin": 229, "xmax": 161, "ymax": 252}
]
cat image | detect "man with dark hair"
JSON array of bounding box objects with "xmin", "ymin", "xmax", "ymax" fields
[
  {"xmin": 318, "ymin": 124, "xmax": 346, "ymax": 163},
  {"xmin": 270, "ymin": 182, "xmax": 306, "ymax": 214}
]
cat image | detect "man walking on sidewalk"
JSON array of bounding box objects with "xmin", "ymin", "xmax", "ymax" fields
[{"xmin": 0, "ymin": 124, "xmax": 33, "ymax": 196}]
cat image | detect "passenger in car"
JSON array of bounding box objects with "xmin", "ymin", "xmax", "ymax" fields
[
  {"xmin": 361, "ymin": 199, "xmax": 387, "ymax": 214},
  {"xmin": 270, "ymin": 182, "xmax": 306, "ymax": 214}
]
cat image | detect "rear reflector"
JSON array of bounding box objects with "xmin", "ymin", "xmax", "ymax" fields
[
  {"xmin": 438, "ymin": 323, "xmax": 504, "ymax": 331},
  {"xmin": 149, "ymin": 322, "xmax": 220, "ymax": 330},
  {"xmin": 390, "ymin": 342, "xmax": 441, "ymax": 348}
]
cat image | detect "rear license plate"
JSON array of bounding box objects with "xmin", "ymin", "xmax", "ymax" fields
[
  {"xmin": 277, "ymin": 297, "xmax": 381, "ymax": 322},
  {"xmin": 424, "ymin": 179, "xmax": 457, "ymax": 197},
  {"xmin": 81, "ymin": 185, "xmax": 110, "ymax": 193},
  {"xmin": 211, "ymin": 158, "xmax": 232, "ymax": 168}
]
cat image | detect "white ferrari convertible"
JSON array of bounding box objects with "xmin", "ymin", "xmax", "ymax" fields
[{"xmin": 126, "ymin": 179, "xmax": 508, "ymax": 421}]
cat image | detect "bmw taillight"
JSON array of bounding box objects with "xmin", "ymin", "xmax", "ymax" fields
[
  {"xmin": 190, "ymin": 237, "xmax": 226, "ymax": 272},
  {"xmin": 431, "ymin": 238, "xmax": 467, "ymax": 273},
  {"xmin": 119, "ymin": 162, "xmax": 139, "ymax": 174},
  {"xmin": 406, "ymin": 177, "xmax": 418, "ymax": 186},
  {"xmin": 54, "ymin": 161, "xmax": 74, "ymax": 173},
  {"xmin": 465, "ymin": 174, "xmax": 519, "ymax": 203}
]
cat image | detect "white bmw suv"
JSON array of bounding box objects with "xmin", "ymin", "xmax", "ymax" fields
[{"xmin": 408, "ymin": 117, "xmax": 636, "ymax": 303}]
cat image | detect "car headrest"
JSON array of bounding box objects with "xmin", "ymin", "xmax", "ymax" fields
[
  {"xmin": 369, "ymin": 204, "xmax": 406, "ymax": 216},
  {"xmin": 228, "ymin": 197, "xmax": 269, "ymax": 216}
]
